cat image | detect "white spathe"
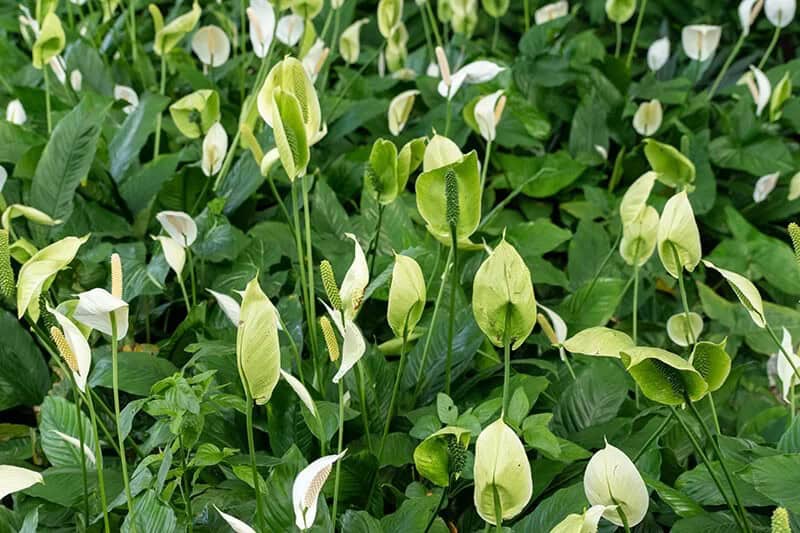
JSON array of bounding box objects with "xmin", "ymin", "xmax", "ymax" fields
[
  {"xmin": 192, "ymin": 25, "xmax": 231, "ymax": 67},
  {"xmin": 156, "ymin": 210, "xmax": 198, "ymax": 247},
  {"xmin": 388, "ymin": 89, "xmax": 419, "ymax": 136},
  {"xmin": 302, "ymin": 39, "xmax": 327, "ymax": 82},
  {"xmin": 535, "ymin": 0, "xmax": 569, "ymax": 24},
  {"xmin": 0, "ymin": 465, "xmax": 43, "ymax": 499},
  {"xmin": 70, "ymin": 69, "xmax": 82, "ymax": 92},
  {"xmin": 325, "ymin": 301, "xmax": 367, "ymax": 384},
  {"xmin": 214, "ymin": 505, "xmax": 256, "ymax": 533},
  {"xmin": 739, "ymin": 0, "xmax": 763, "ymax": 34},
  {"xmin": 340, "ymin": 233, "xmax": 369, "ymax": 320},
  {"xmin": 202, "ymin": 122, "xmax": 228, "ymax": 176},
  {"xmin": 647, "ymin": 37, "xmax": 670, "ymax": 71},
  {"xmin": 748, "ymin": 65, "xmax": 772, "ymax": 117},
  {"xmin": 207, "ymin": 289, "xmax": 241, "ymax": 325},
  {"xmin": 280, "ymin": 369, "xmax": 318, "ymax": 416},
  {"xmin": 113, "ymin": 85, "xmax": 139, "ymax": 114},
  {"xmin": 74, "ymin": 288, "xmax": 130, "ymax": 340},
  {"xmin": 48, "ymin": 304, "xmax": 92, "ymax": 392},
  {"xmin": 765, "ymin": 0, "xmax": 796, "ymax": 27},
  {"xmin": 248, "ymin": 0, "xmax": 276, "ymax": 58},
  {"xmin": 474, "ymin": 90, "xmax": 505, "ymax": 142},
  {"xmin": 776, "ymin": 328, "xmax": 800, "ymax": 401},
  {"xmin": 584, "ymin": 441, "xmax": 649, "ymax": 527},
  {"xmin": 753, "ymin": 171, "xmax": 780, "ymax": 203},
  {"xmin": 292, "ymin": 451, "xmax": 347, "ymax": 530},
  {"xmin": 550, "ymin": 504, "xmax": 612, "ymax": 533},
  {"xmin": 153, "ymin": 236, "xmax": 186, "ymax": 277},
  {"xmin": 6, "ymin": 99, "xmax": 26, "ymax": 125},
  {"xmin": 633, "ymin": 99, "xmax": 663, "ymax": 137},
  {"xmin": 681, "ymin": 25, "xmax": 722, "ymax": 61},
  {"xmin": 276, "ymin": 14, "xmax": 304, "ymax": 46},
  {"xmin": 538, "ymin": 303, "xmax": 568, "ymax": 362},
  {"xmin": 437, "ymin": 60, "xmax": 504, "ymax": 100}
]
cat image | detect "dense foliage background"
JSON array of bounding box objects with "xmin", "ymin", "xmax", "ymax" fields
[{"xmin": 1, "ymin": 0, "xmax": 800, "ymax": 531}]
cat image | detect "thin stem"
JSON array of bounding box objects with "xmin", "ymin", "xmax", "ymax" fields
[
  {"xmin": 492, "ymin": 17, "xmax": 499, "ymax": 52},
  {"xmin": 244, "ymin": 389, "xmax": 264, "ymax": 530},
  {"xmin": 444, "ymin": 224, "xmax": 458, "ymax": 396},
  {"xmin": 671, "ymin": 244, "xmax": 695, "ymax": 346},
  {"xmin": 177, "ymin": 275, "xmax": 192, "ymax": 314},
  {"xmin": 292, "ymin": 181, "xmax": 318, "ymax": 387},
  {"xmin": 328, "ymin": 46, "xmax": 383, "ymax": 118},
  {"xmin": 477, "ymin": 168, "xmax": 550, "ymax": 231},
  {"xmin": 368, "ymin": 204, "xmax": 385, "ymax": 277},
  {"xmin": 379, "ymin": 324, "xmax": 409, "ymax": 460},
  {"xmin": 615, "ymin": 23, "xmax": 622, "ymax": 57},
  {"xmin": 524, "ymin": 0, "xmax": 530, "ymax": 31},
  {"xmin": 709, "ymin": 394, "xmax": 721, "ymax": 435},
  {"xmin": 84, "ymin": 389, "xmax": 111, "ymax": 533},
  {"xmin": 625, "ymin": 0, "xmax": 648, "ymax": 68},
  {"xmin": 686, "ymin": 400, "xmax": 751, "ymax": 532},
  {"xmin": 632, "ymin": 412, "xmax": 672, "ymax": 462},
  {"xmin": 187, "ymin": 248, "xmax": 197, "ymax": 306},
  {"xmin": 111, "ymin": 316, "xmax": 136, "ymax": 527},
  {"xmin": 418, "ymin": 3, "xmax": 435, "ymax": 62},
  {"xmin": 180, "ymin": 435, "xmax": 194, "ymax": 531},
  {"xmin": 425, "ymin": 0, "xmax": 443, "ymax": 47},
  {"xmin": 356, "ymin": 361, "xmax": 373, "ymax": 453},
  {"xmin": 632, "ymin": 265, "xmax": 640, "ymax": 343},
  {"xmin": 444, "ymin": 98, "xmax": 452, "ymax": 137},
  {"xmin": 44, "ymin": 67, "xmax": 52, "ymax": 134},
  {"xmin": 127, "ymin": 0, "xmax": 137, "ymax": 64},
  {"xmin": 332, "ymin": 380, "xmax": 344, "ymax": 529},
  {"xmin": 613, "ymin": 497, "xmax": 631, "ymax": 533},
  {"xmin": 278, "ymin": 314, "xmax": 305, "ymax": 384},
  {"xmin": 480, "ymin": 141, "xmax": 492, "ymax": 191},
  {"xmin": 709, "ymin": 32, "xmax": 746, "ymax": 98},
  {"xmin": 153, "ymin": 55, "xmax": 166, "ymax": 159},
  {"xmin": 492, "ymin": 484, "xmax": 503, "ymax": 532},
  {"xmin": 72, "ymin": 383, "xmax": 90, "ymax": 527},
  {"xmin": 301, "ymin": 177, "xmax": 319, "ymax": 373},
  {"xmin": 266, "ymin": 172, "xmax": 295, "ymax": 230},
  {"xmin": 423, "ymin": 487, "xmax": 448, "ymax": 533},
  {"xmin": 758, "ymin": 25, "xmax": 781, "ymax": 70}
]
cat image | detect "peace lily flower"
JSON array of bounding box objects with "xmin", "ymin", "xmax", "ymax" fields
[
  {"xmin": 788, "ymin": 171, "xmax": 800, "ymax": 201},
  {"xmin": 739, "ymin": 0, "xmax": 764, "ymax": 35},
  {"xmin": 775, "ymin": 328, "xmax": 800, "ymax": 402},
  {"xmin": 202, "ymin": 122, "xmax": 228, "ymax": 177},
  {"xmin": 666, "ymin": 311, "xmax": 704, "ymax": 347},
  {"xmin": 207, "ymin": 289, "xmax": 241, "ymax": 325},
  {"xmin": 474, "ymin": 90, "xmax": 506, "ymax": 143},
  {"xmin": 70, "ymin": 69, "xmax": 82, "ymax": 92},
  {"xmin": 276, "ymin": 14, "xmax": 304, "ymax": 46},
  {"xmin": 293, "ymin": 451, "xmax": 347, "ymax": 530},
  {"xmin": 535, "ymin": 0, "xmax": 569, "ymax": 24},
  {"xmin": 74, "ymin": 287, "xmax": 129, "ymax": 340},
  {"xmin": 647, "ymin": 36, "xmax": 670, "ymax": 71},
  {"xmin": 551, "ymin": 505, "xmax": 612, "ymax": 533},
  {"xmin": 538, "ymin": 303, "xmax": 568, "ymax": 362},
  {"xmin": 302, "ymin": 39, "xmax": 329, "ymax": 82},
  {"xmin": 216, "ymin": 508, "xmax": 255, "ymax": 533},
  {"xmin": 192, "ymin": 25, "xmax": 231, "ymax": 68},
  {"xmin": 584, "ymin": 441, "xmax": 649, "ymax": 527},
  {"xmin": 770, "ymin": 72, "xmax": 792, "ymax": 121},
  {"xmin": 657, "ymin": 191, "xmax": 701, "ymax": 278},
  {"xmin": 765, "ymin": 0, "xmax": 796, "ymax": 27},
  {"xmin": 156, "ymin": 210, "xmax": 198, "ymax": 247},
  {"xmin": 153, "ymin": 235, "xmax": 186, "ymax": 277},
  {"xmin": 681, "ymin": 25, "xmax": 722, "ymax": 61},
  {"xmin": 605, "ymin": 0, "xmax": 636, "ymax": 23},
  {"xmin": 340, "ymin": 18, "xmax": 369, "ymax": 64},
  {"xmin": 436, "ymin": 50, "xmax": 505, "ymax": 100},
  {"xmin": 0, "ymin": 465, "xmax": 43, "ymax": 499},
  {"xmin": 754, "ymin": 171, "xmax": 780, "ymax": 203},
  {"xmin": 149, "ymin": 1, "xmax": 202, "ymax": 57},
  {"xmin": 633, "ymin": 99, "xmax": 662, "ymax": 137},
  {"xmin": 388, "ymin": 89, "xmax": 419, "ymax": 136},
  {"xmin": 702, "ymin": 260, "xmax": 766, "ymax": 327},
  {"xmin": 740, "ymin": 66, "xmax": 771, "ymax": 117},
  {"xmin": 247, "ymin": 0, "xmax": 276, "ymax": 58},
  {"xmin": 5, "ymin": 99, "xmax": 26, "ymax": 125},
  {"xmin": 48, "ymin": 304, "xmax": 92, "ymax": 391},
  {"xmin": 113, "ymin": 85, "xmax": 139, "ymax": 114},
  {"xmin": 0, "ymin": 166, "xmax": 6, "ymax": 192}
]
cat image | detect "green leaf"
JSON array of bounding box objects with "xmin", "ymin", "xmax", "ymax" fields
[
  {"xmin": 109, "ymin": 92, "xmax": 171, "ymax": 181},
  {"xmin": 499, "ymin": 151, "xmax": 586, "ymax": 198},
  {"xmin": 29, "ymin": 96, "xmax": 109, "ymax": 233},
  {"xmin": 118, "ymin": 152, "xmax": 182, "ymax": 214},
  {"xmin": 169, "ymin": 90, "xmax": 220, "ymax": 139},
  {"xmin": 39, "ymin": 396, "xmax": 95, "ymax": 467},
  {"xmin": 436, "ymin": 393, "xmax": 458, "ymax": 425},
  {"xmin": 744, "ymin": 454, "xmax": 800, "ymax": 513},
  {"xmin": 0, "ymin": 122, "xmax": 44, "ymax": 164},
  {"xmin": 90, "ymin": 349, "xmax": 178, "ymax": 396},
  {"xmin": 0, "ymin": 310, "xmax": 49, "ymax": 410},
  {"xmin": 553, "ymin": 359, "xmax": 628, "ymax": 436},
  {"xmin": 522, "ymin": 413, "xmax": 561, "ymax": 458},
  {"xmin": 643, "ymin": 474, "xmax": 704, "ymax": 518},
  {"xmin": 121, "ymin": 489, "xmax": 177, "ymax": 533}
]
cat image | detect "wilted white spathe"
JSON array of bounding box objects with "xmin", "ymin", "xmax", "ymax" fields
[
  {"xmin": 302, "ymin": 39, "xmax": 328, "ymax": 82},
  {"xmin": 0, "ymin": 465, "xmax": 43, "ymax": 500},
  {"xmin": 753, "ymin": 171, "xmax": 780, "ymax": 203},
  {"xmin": 207, "ymin": 289, "xmax": 241, "ymax": 325},
  {"xmin": 474, "ymin": 90, "xmax": 506, "ymax": 142},
  {"xmin": 70, "ymin": 69, "xmax": 82, "ymax": 92},
  {"xmin": 584, "ymin": 441, "xmax": 649, "ymax": 527},
  {"xmin": 52, "ymin": 430, "xmax": 96, "ymax": 464},
  {"xmin": 534, "ymin": 0, "xmax": 569, "ymax": 24},
  {"xmin": 746, "ymin": 65, "xmax": 772, "ymax": 117},
  {"xmin": 48, "ymin": 304, "xmax": 92, "ymax": 391},
  {"xmin": 739, "ymin": 0, "xmax": 764, "ymax": 35},
  {"xmin": 632, "ymin": 100, "xmax": 663, "ymax": 137},
  {"xmin": 276, "ymin": 14, "xmax": 304, "ymax": 46},
  {"xmin": 247, "ymin": 0, "xmax": 276, "ymax": 58},
  {"xmin": 156, "ymin": 210, "xmax": 198, "ymax": 247},
  {"xmin": 113, "ymin": 85, "xmax": 139, "ymax": 114},
  {"xmin": 202, "ymin": 122, "xmax": 228, "ymax": 176},
  {"xmin": 647, "ymin": 37, "xmax": 670, "ymax": 71},
  {"xmin": 388, "ymin": 89, "xmax": 419, "ymax": 136},
  {"xmin": 776, "ymin": 328, "xmax": 800, "ymax": 401},
  {"xmin": 765, "ymin": 0, "xmax": 796, "ymax": 27},
  {"xmin": 550, "ymin": 505, "xmax": 611, "ymax": 533},
  {"xmin": 74, "ymin": 288, "xmax": 130, "ymax": 340},
  {"xmin": 293, "ymin": 451, "xmax": 347, "ymax": 530},
  {"xmin": 214, "ymin": 505, "xmax": 256, "ymax": 533},
  {"xmin": 192, "ymin": 25, "xmax": 231, "ymax": 68},
  {"xmin": 437, "ymin": 60, "xmax": 505, "ymax": 100},
  {"xmin": 681, "ymin": 25, "xmax": 722, "ymax": 61},
  {"xmin": 5, "ymin": 99, "xmax": 26, "ymax": 125},
  {"xmin": 153, "ymin": 235, "xmax": 186, "ymax": 277}
]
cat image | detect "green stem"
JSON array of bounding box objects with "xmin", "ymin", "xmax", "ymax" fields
[
  {"xmin": 632, "ymin": 412, "xmax": 672, "ymax": 462},
  {"xmin": 111, "ymin": 316, "xmax": 136, "ymax": 528},
  {"xmin": 615, "ymin": 23, "xmax": 622, "ymax": 57},
  {"xmin": 444, "ymin": 97, "xmax": 452, "ymax": 137},
  {"xmin": 44, "ymin": 67, "xmax": 52, "ymax": 134},
  {"xmin": 127, "ymin": 0, "xmax": 137, "ymax": 64},
  {"xmin": 177, "ymin": 274, "xmax": 192, "ymax": 314},
  {"xmin": 328, "ymin": 46, "xmax": 383, "ymax": 118},
  {"xmin": 524, "ymin": 0, "xmax": 530, "ymax": 31},
  {"xmin": 153, "ymin": 55, "xmax": 166, "ymax": 159},
  {"xmin": 671, "ymin": 244, "xmax": 695, "ymax": 346},
  {"xmin": 425, "ymin": 0, "xmax": 443, "ymax": 47},
  {"xmin": 379, "ymin": 324, "xmax": 409, "ymax": 461},
  {"xmin": 187, "ymin": 247, "xmax": 197, "ymax": 306},
  {"xmin": 180, "ymin": 436, "xmax": 194, "ymax": 531},
  {"xmin": 244, "ymin": 389, "xmax": 265, "ymax": 530},
  {"xmin": 492, "ymin": 485, "xmax": 503, "ymax": 532},
  {"xmin": 84, "ymin": 389, "xmax": 111, "ymax": 533},
  {"xmin": 73, "ymin": 383, "xmax": 90, "ymax": 527},
  {"xmin": 356, "ymin": 361, "xmax": 373, "ymax": 454},
  {"xmin": 444, "ymin": 225, "xmax": 458, "ymax": 396},
  {"xmin": 419, "ymin": 3, "xmax": 435, "ymax": 62},
  {"xmin": 480, "ymin": 141, "xmax": 492, "ymax": 191},
  {"xmin": 624, "ymin": 0, "xmax": 647, "ymax": 68},
  {"xmin": 501, "ymin": 322, "xmax": 512, "ymax": 421},
  {"xmin": 632, "ymin": 264, "xmax": 640, "ymax": 343},
  {"xmin": 332, "ymin": 379, "xmax": 344, "ymax": 529},
  {"xmin": 709, "ymin": 32, "xmax": 746, "ymax": 98},
  {"xmin": 292, "ymin": 180, "xmax": 319, "ymax": 388},
  {"xmin": 278, "ymin": 314, "xmax": 305, "ymax": 385},
  {"xmin": 368, "ymin": 203, "xmax": 385, "ymax": 277},
  {"xmin": 301, "ymin": 176, "xmax": 319, "ymax": 372},
  {"xmin": 686, "ymin": 400, "xmax": 751, "ymax": 533},
  {"xmin": 758, "ymin": 25, "xmax": 781, "ymax": 70},
  {"xmin": 709, "ymin": 394, "xmax": 721, "ymax": 434},
  {"xmin": 266, "ymin": 172, "xmax": 295, "ymax": 231},
  {"xmin": 613, "ymin": 496, "xmax": 631, "ymax": 533},
  {"xmin": 423, "ymin": 486, "xmax": 448, "ymax": 533},
  {"xmin": 477, "ymin": 168, "xmax": 549, "ymax": 231}
]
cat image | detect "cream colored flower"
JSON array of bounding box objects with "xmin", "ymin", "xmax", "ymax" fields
[{"xmin": 192, "ymin": 25, "xmax": 231, "ymax": 67}]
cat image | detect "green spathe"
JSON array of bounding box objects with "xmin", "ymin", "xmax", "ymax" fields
[
  {"xmin": 387, "ymin": 254, "xmax": 426, "ymax": 338},
  {"xmin": 657, "ymin": 191, "xmax": 701, "ymax": 278},
  {"xmin": 257, "ymin": 56, "xmax": 322, "ymax": 145},
  {"xmin": 605, "ymin": 0, "xmax": 636, "ymax": 23},
  {"xmin": 32, "ymin": 13, "xmax": 65, "ymax": 69},
  {"xmin": 620, "ymin": 346, "xmax": 708, "ymax": 405},
  {"xmin": 482, "ymin": 0, "xmax": 510, "ymax": 17},
  {"xmin": 562, "ymin": 327, "xmax": 634, "ymax": 358},
  {"xmin": 149, "ymin": 2, "xmax": 201, "ymax": 56},
  {"xmin": 644, "ymin": 139, "xmax": 696, "ymax": 189},
  {"xmin": 236, "ymin": 276, "xmax": 281, "ymax": 405},
  {"xmin": 472, "ymin": 238, "xmax": 536, "ymax": 349},
  {"xmin": 689, "ymin": 339, "xmax": 731, "ymax": 392},
  {"xmin": 272, "ymin": 89, "xmax": 310, "ymax": 180},
  {"xmin": 169, "ymin": 90, "xmax": 220, "ymax": 139},
  {"xmin": 413, "ymin": 426, "xmax": 470, "ymax": 487},
  {"xmin": 377, "ymin": 0, "xmax": 403, "ymax": 38}
]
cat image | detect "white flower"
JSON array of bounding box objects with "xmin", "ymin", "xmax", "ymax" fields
[
  {"xmin": 437, "ymin": 60, "xmax": 505, "ymax": 100},
  {"xmin": 207, "ymin": 289, "xmax": 241, "ymax": 325},
  {"xmin": 340, "ymin": 233, "xmax": 369, "ymax": 320},
  {"xmin": 426, "ymin": 62, "xmax": 440, "ymax": 77},
  {"xmin": 387, "ymin": 89, "xmax": 419, "ymax": 136},
  {"xmin": 49, "ymin": 57, "xmax": 66, "ymax": 84},
  {"xmin": 153, "ymin": 236, "xmax": 186, "ymax": 277},
  {"xmin": 681, "ymin": 25, "xmax": 722, "ymax": 61},
  {"xmin": 538, "ymin": 303, "xmax": 568, "ymax": 360},
  {"xmin": 765, "ymin": 0, "xmax": 796, "ymax": 27},
  {"xmin": 753, "ymin": 171, "xmax": 780, "ymax": 203},
  {"xmin": 215, "ymin": 505, "xmax": 255, "ymax": 533},
  {"xmin": 192, "ymin": 25, "xmax": 231, "ymax": 67},
  {"xmin": 302, "ymin": 39, "xmax": 328, "ymax": 82},
  {"xmin": 0, "ymin": 465, "xmax": 43, "ymax": 499},
  {"xmin": 776, "ymin": 328, "xmax": 800, "ymax": 401},
  {"xmin": 48, "ymin": 304, "xmax": 92, "ymax": 392},
  {"xmin": 535, "ymin": 0, "xmax": 569, "ymax": 24},
  {"xmin": 156, "ymin": 210, "xmax": 197, "ymax": 247},
  {"xmin": 202, "ymin": 122, "xmax": 228, "ymax": 176},
  {"xmin": 647, "ymin": 37, "xmax": 670, "ymax": 71},
  {"xmin": 739, "ymin": 0, "xmax": 764, "ymax": 35},
  {"xmin": 584, "ymin": 441, "xmax": 649, "ymax": 527},
  {"xmin": 595, "ymin": 145, "xmax": 609, "ymax": 160},
  {"xmin": 113, "ymin": 85, "xmax": 139, "ymax": 114},
  {"xmin": 247, "ymin": 0, "xmax": 276, "ymax": 58},
  {"xmin": 276, "ymin": 14, "xmax": 304, "ymax": 46},
  {"xmin": 474, "ymin": 90, "xmax": 506, "ymax": 142},
  {"xmin": 324, "ymin": 301, "xmax": 366, "ymax": 384},
  {"xmin": 339, "ymin": 18, "xmax": 369, "ymax": 64},
  {"xmin": 666, "ymin": 311, "xmax": 704, "ymax": 347},
  {"xmin": 52, "ymin": 430, "xmax": 96, "ymax": 464},
  {"xmin": 74, "ymin": 288, "xmax": 129, "ymax": 340},
  {"xmin": 6, "ymin": 99, "xmax": 26, "ymax": 125},
  {"xmin": 280, "ymin": 369, "xmax": 318, "ymax": 417},
  {"xmin": 70, "ymin": 69, "xmax": 82, "ymax": 92},
  {"xmin": 550, "ymin": 505, "xmax": 612, "ymax": 533},
  {"xmin": 293, "ymin": 451, "xmax": 347, "ymax": 530},
  {"xmin": 0, "ymin": 166, "xmax": 6, "ymax": 192},
  {"xmin": 746, "ymin": 65, "xmax": 772, "ymax": 117},
  {"xmin": 633, "ymin": 99, "xmax": 663, "ymax": 137}
]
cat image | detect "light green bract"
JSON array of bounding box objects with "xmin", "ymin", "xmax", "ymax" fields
[
  {"xmin": 620, "ymin": 346, "xmax": 708, "ymax": 405},
  {"xmin": 387, "ymin": 254, "xmax": 426, "ymax": 338},
  {"xmin": 236, "ymin": 276, "xmax": 281, "ymax": 405},
  {"xmin": 149, "ymin": 2, "xmax": 201, "ymax": 56},
  {"xmin": 32, "ymin": 13, "xmax": 65, "ymax": 69},
  {"xmin": 169, "ymin": 90, "xmax": 220, "ymax": 139},
  {"xmin": 644, "ymin": 139, "xmax": 696, "ymax": 189},
  {"xmin": 562, "ymin": 327, "xmax": 635, "ymax": 358},
  {"xmin": 413, "ymin": 426, "xmax": 470, "ymax": 487}
]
